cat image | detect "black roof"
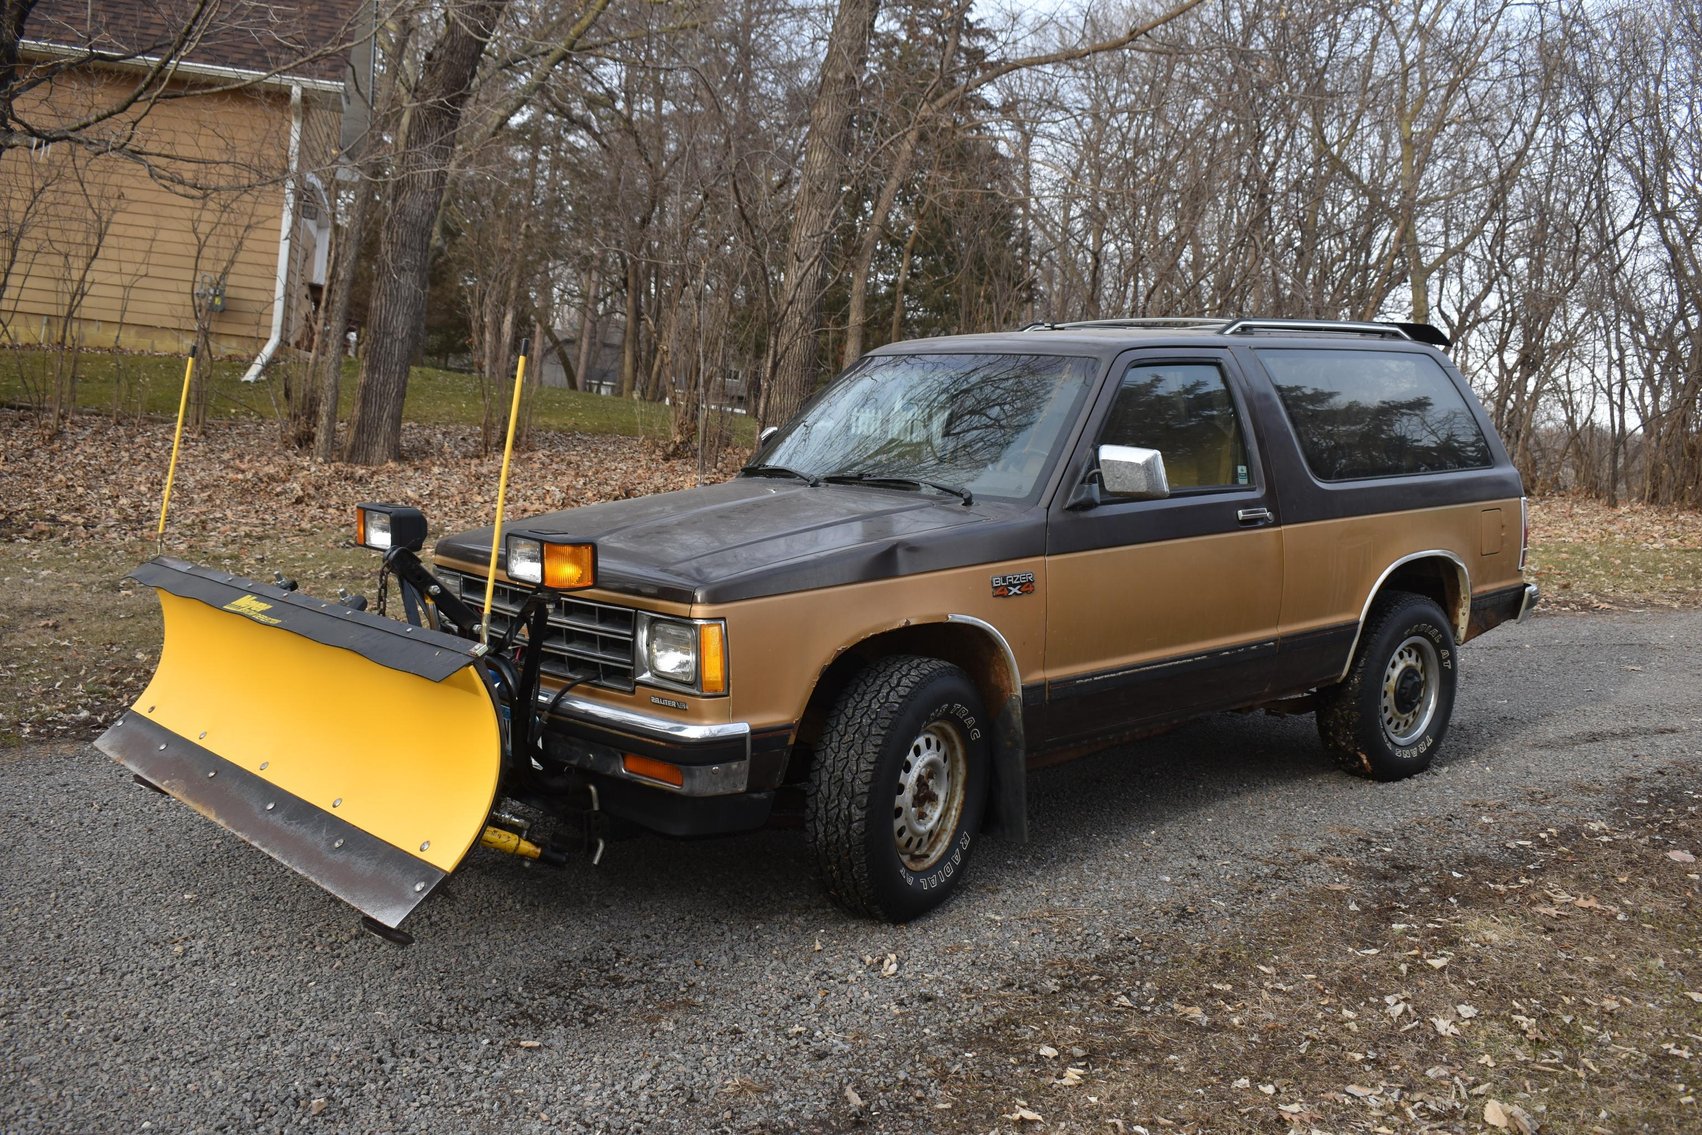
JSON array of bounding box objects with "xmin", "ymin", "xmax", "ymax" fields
[
  {"xmin": 26, "ymin": 0, "xmax": 363, "ymax": 84},
  {"xmin": 868, "ymin": 317, "xmax": 1453, "ymax": 359}
]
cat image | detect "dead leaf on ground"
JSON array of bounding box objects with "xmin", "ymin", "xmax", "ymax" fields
[
  {"xmin": 1172, "ymin": 1002, "xmax": 1208, "ymax": 1026},
  {"xmin": 1484, "ymin": 1098, "xmax": 1538, "ymax": 1133}
]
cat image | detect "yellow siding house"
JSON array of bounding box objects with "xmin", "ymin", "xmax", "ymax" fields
[{"xmin": 4, "ymin": 0, "xmax": 367, "ymax": 369}]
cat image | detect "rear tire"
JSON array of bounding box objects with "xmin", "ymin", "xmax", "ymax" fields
[
  {"xmin": 806, "ymin": 656, "xmax": 989, "ymax": 921},
  {"xmin": 1317, "ymin": 591, "xmax": 1457, "ymax": 781}
]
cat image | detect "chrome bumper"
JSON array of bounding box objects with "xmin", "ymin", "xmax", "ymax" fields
[{"xmin": 536, "ymin": 690, "xmax": 752, "ymax": 796}]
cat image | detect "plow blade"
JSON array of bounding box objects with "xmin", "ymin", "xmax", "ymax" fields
[{"xmin": 96, "ymin": 558, "xmax": 502, "ymax": 927}]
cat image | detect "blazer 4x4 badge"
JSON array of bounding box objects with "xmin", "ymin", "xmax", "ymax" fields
[{"xmin": 991, "ymin": 571, "xmax": 1036, "ymax": 598}]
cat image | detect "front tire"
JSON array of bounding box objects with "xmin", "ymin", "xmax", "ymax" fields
[
  {"xmin": 1317, "ymin": 591, "xmax": 1458, "ymax": 781},
  {"xmin": 806, "ymin": 656, "xmax": 990, "ymax": 921}
]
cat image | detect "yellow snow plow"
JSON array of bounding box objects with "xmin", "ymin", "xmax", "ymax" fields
[
  {"xmin": 97, "ymin": 556, "xmax": 505, "ymax": 928},
  {"xmin": 109, "ymin": 344, "xmax": 604, "ymax": 934}
]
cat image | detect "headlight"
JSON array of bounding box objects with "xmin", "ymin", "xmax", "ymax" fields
[
  {"xmin": 356, "ymin": 504, "xmax": 427, "ymax": 552},
  {"xmin": 503, "ymin": 533, "xmax": 596, "ymax": 590},
  {"xmin": 638, "ymin": 616, "xmax": 728, "ymax": 695},
  {"xmin": 646, "ymin": 620, "xmax": 697, "ymax": 683}
]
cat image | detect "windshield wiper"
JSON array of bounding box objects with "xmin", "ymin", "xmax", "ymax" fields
[
  {"xmin": 740, "ymin": 463, "xmax": 820, "ymax": 486},
  {"xmin": 822, "ymin": 471, "xmax": 974, "ymax": 507}
]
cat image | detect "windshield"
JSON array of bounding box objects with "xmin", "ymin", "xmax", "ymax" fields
[{"xmin": 756, "ymin": 352, "xmax": 1097, "ymax": 502}]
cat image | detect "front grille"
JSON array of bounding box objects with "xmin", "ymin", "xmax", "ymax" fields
[{"xmin": 434, "ymin": 568, "xmax": 636, "ymax": 692}]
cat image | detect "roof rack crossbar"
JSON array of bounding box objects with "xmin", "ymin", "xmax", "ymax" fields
[{"xmin": 1221, "ymin": 319, "xmax": 1412, "ymax": 340}]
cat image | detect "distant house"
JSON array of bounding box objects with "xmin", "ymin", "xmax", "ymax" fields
[
  {"xmin": 535, "ymin": 318, "xmax": 751, "ymax": 412},
  {"xmin": 3, "ymin": 0, "xmax": 371, "ymax": 373},
  {"xmin": 537, "ymin": 318, "xmax": 625, "ymax": 394}
]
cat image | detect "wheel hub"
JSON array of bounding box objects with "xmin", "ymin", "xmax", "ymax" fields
[
  {"xmin": 1380, "ymin": 635, "xmax": 1440, "ymax": 747},
  {"xmin": 1393, "ymin": 667, "xmax": 1425, "ymax": 715},
  {"xmin": 893, "ymin": 722, "xmax": 967, "ymax": 871}
]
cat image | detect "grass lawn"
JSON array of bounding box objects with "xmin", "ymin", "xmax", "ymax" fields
[
  {"xmin": 0, "ymin": 345, "xmax": 753, "ymax": 444},
  {"xmin": 1525, "ymin": 497, "xmax": 1702, "ymax": 610}
]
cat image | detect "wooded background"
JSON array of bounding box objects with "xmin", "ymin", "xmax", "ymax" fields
[{"xmin": 5, "ymin": 0, "xmax": 1700, "ymax": 506}]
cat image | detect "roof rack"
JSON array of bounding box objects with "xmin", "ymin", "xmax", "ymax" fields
[
  {"xmin": 1223, "ymin": 319, "xmax": 1452, "ymax": 348},
  {"xmin": 1016, "ymin": 316, "xmax": 1452, "ymax": 348},
  {"xmin": 1221, "ymin": 318, "xmax": 1410, "ymax": 340},
  {"xmin": 1045, "ymin": 317, "xmax": 1231, "ymax": 332}
]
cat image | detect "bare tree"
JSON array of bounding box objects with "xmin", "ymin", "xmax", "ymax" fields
[
  {"xmin": 339, "ymin": 0, "xmax": 612, "ymax": 463},
  {"xmin": 758, "ymin": 0, "xmax": 1209, "ymax": 427}
]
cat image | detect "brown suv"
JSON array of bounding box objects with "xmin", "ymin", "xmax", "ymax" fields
[{"xmin": 418, "ymin": 317, "xmax": 1538, "ymax": 921}]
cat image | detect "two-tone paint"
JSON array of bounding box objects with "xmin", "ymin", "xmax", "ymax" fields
[{"xmin": 433, "ymin": 327, "xmax": 1535, "ymax": 840}]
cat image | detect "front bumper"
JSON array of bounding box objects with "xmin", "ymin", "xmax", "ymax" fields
[
  {"xmin": 539, "ymin": 691, "xmax": 754, "ymax": 793},
  {"xmin": 533, "ymin": 692, "xmax": 790, "ymax": 837}
]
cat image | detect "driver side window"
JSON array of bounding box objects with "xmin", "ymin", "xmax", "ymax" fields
[{"xmin": 1099, "ymin": 361, "xmax": 1250, "ymax": 490}]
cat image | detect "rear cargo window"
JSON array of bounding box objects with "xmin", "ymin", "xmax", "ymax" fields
[{"xmin": 1257, "ymin": 348, "xmax": 1492, "ymax": 480}]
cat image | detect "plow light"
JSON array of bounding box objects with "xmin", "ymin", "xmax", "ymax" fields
[
  {"xmin": 356, "ymin": 504, "xmax": 428, "ymax": 552},
  {"xmin": 505, "ymin": 534, "xmax": 597, "ymax": 591}
]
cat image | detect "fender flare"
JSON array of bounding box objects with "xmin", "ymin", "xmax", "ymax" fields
[
  {"xmin": 1338, "ymin": 550, "xmax": 1471, "ymax": 683},
  {"xmin": 945, "ymin": 614, "xmax": 1028, "ymax": 843}
]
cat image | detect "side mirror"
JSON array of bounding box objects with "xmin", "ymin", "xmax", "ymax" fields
[
  {"xmin": 1098, "ymin": 444, "xmax": 1170, "ymax": 500},
  {"xmin": 759, "ymin": 426, "xmax": 779, "ymax": 445}
]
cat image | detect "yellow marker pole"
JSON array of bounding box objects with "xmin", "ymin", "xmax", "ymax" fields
[
  {"xmin": 480, "ymin": 339, "xmax": 530, "ymax": 645},
  {"xmin": 155, "ymin": 345, "xmax": 198, "ymax": 549}
]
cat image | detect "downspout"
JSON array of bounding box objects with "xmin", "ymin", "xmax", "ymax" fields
[{"xmin": 242, "ymin": 83, "xmax": 303, "ymax": 383}]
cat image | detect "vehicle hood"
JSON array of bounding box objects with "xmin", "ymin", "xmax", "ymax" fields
[{"xmin": 433, "ymin": 477, "xmax": 1043, "ymax": 604}]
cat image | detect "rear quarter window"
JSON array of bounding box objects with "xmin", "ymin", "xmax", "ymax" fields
[{"xmin": 1256, "ymin": 348, "xmax": 1493, "ymax": 481}]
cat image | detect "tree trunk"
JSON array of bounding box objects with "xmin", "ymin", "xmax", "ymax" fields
[
  {"xmin": 619, "ymin": 252, "xmax": 641, "ymax": 397},
  {"xmin": 571, "ymin": 265, "xmax": 600, "ymax": 392},
  {"xmin": 757, "ymin": 0, "xmax": 881, "ymax": 427},
  {"xmin": 541, "ymin": 321, "xmax": 577, "ymax": 390},
  {"xmin": 842, "ymin": 124, "xmax": 924, "ymax": 367},
  {"xmin": 298, "ymin": 177, "xmax": 373, "ymax": 458},
  {"xmin": 888, "ymin": 218, "xmax": 922, "ymax": 343},
  {"xmin": 343, "ymin": 0, "xmax": 509, "ymax": 465}
]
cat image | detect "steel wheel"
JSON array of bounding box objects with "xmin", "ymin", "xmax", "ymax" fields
[
  {"xmin": 1380, "ymin": 634, "xmax": 1440, "ymax": 746},
  {"xmin": 806, "ymin": 655, "xmax": 990, "ymax": 920},
  {"xmin": 893, "ymin": 720, "xmax": 968, "ymax": 871},
  {"xmin": 1318, "ymin": 590, "xmax": 1458, "ymax": 782}
]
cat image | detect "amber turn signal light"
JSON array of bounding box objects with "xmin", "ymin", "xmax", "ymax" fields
[
  {"xmin": 621, "ymin": 753, "xmax": 685, "ymax": 787},
  {"xmin": 697, "ymin": 622, "xmax": 727, "ymax": 695},
  {"xmin": 505, "ymin": 534, "xmax": 597, "ymax": 591}
]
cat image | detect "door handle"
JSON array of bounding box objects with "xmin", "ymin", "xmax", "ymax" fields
[{"xmin": 1237, "ymin": 507, "xmax": 1274, "ymax": 525}]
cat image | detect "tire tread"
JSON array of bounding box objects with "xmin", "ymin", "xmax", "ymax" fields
[
  {"xmin": 1317, "ymin": 590, "xmax": 1454, "ymax": 780},
  {"xmin": 805, "ymin": 655, "xmax": 960, "ymax": 918}
]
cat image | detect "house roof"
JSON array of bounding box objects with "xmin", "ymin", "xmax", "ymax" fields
[{"xmin": 26, "ymin": 0, "xmax": 364, "ymax": 85}]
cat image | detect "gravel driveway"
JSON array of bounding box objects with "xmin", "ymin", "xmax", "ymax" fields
[{"xmin": 3, "ymin": 609, "xmax": 1699, "ymax": 1134}]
